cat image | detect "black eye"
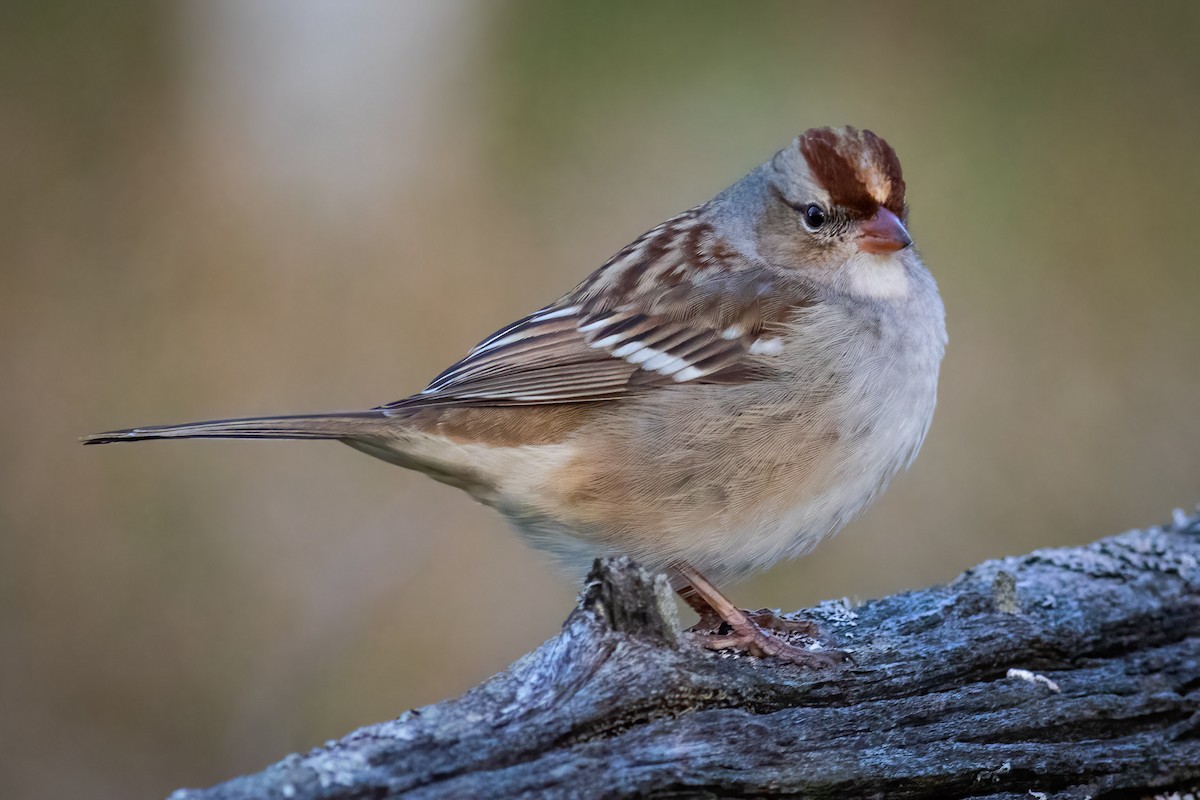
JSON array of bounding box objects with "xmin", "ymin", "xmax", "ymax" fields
[{"xmin": 801, "ymin": 204, "xmax": 827, "ymax": 231}]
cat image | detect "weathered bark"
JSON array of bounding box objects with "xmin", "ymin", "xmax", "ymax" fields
[{"xmin": 171, "ymin": 512, "xmax": 1200, "ymax": 800}]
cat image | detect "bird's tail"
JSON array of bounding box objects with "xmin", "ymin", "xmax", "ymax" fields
[{"xmin": 81, "ymin": 411, "xmax": 391, "ymax": 445}]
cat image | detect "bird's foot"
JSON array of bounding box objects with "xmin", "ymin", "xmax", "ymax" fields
[
  {"xmin": 687, "ymin": 607, "xmax": 819, "ymax": 636},
  {"xmin": 689, "ymin": 617, "xmax": 846, "ymax": 668},
  {"xmin": 744, "ymin": 608, "xmax": 823, "ymax": 636},
  {"xmin": 672, "ymin": 565, "xmax": 847, "ymax": 668}
]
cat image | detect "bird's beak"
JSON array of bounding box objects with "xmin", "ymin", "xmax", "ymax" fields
[{"xmin": 858, "ymin": 207, "xmax": 912, "ymax": 254}]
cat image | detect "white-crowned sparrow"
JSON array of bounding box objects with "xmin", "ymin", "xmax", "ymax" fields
[{"xmin": 86, "ymin": 126, "xmax": 946, "ymax": 666}]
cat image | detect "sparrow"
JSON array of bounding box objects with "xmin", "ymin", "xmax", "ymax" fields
[{"xmin": 85, "ymin": 126, "xmax": 946, "ymax": 667}]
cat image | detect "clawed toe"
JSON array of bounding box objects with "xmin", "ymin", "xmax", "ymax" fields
[
  {"xmin": 688, "ymin": 608, "xmax": 821, "ymax": 637},
  {"xmin": 691, "ymin": 622, "xmax": 846, "ymax": 668},
  {"xmin": 745, "ymin": 608, "xmax": 822, "ymax": 636},
  {"xmin": 672, "ymin": 564, "xmax": 846, "ymax": 668}
]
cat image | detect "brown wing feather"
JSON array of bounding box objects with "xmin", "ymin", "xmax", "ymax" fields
[{"xmin": 380, "ymin": 210, "xmax": 817, "ymax": 411}]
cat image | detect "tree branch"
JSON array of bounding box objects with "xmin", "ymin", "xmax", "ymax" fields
[{"xmin": 170, "ymin": 512, "xmax": 1200, "ymax": 800}]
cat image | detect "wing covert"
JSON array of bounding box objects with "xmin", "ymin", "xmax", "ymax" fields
[{"xmin": 379, "ymin": 210, "xmax": 817, "ymax": 410}]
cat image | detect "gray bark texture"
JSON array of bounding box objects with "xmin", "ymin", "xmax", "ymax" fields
[{"xmin": 172, "ymin": 512, "xmax": 1200, "ymax": 800}]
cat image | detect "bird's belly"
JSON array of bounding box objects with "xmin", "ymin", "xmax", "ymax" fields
[{"xmin": 489, "ymin": 360, "xmax": 936, "ymax": 582}]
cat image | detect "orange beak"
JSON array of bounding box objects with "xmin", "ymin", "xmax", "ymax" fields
[{"xmin": 858, "ymin": 207, "xmax": 912, "ymax": 254}]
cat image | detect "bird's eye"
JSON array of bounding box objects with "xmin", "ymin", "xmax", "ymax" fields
[{"xmin": 801, "ymin": 204, "xmax": 827, "ymax": 231}]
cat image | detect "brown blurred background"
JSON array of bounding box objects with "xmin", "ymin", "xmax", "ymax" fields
[{"xmin": 3, "ymin": 1, "xmax": 1199, "ymax": 797}]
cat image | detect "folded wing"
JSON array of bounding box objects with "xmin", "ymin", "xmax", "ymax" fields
[{"xmin": 381, "ymin": 210, "xmax": 817, "ymax": 410}]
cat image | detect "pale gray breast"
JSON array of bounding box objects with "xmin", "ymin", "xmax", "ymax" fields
[
  {"xmin": 774, "ymin": 265, "xmax": 945, "ymax": 506},
  {"xmin": 828, "ymin": 263, "xmax": 946, "ymax": 485}
]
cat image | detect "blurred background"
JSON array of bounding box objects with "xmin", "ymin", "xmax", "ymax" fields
[{"xmin": 3, "ymin": 1, "xmax": 1199, "ymax": 797}]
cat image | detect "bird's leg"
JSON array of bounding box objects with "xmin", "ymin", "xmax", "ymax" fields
[
  {"xmin": 670, "ymin": 567, "xmax": 820, "ymax": 636},
  {"xmin": 670, "ymin": 564, "xmax": 844, "ymax": 668},
  {"xmin": 674, "ymin": 578, "xmax": 726, "ymax": 631}
]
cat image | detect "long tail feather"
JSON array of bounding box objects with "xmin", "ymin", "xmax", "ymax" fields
[{"xmin": 81, "ymin": 411, "xmax": 390, "ymax": 445}]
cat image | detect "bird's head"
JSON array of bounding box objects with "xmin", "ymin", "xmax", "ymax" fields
[{"xmin": 753, "ymin": 126, "xmax": 917, "ymax": 300}]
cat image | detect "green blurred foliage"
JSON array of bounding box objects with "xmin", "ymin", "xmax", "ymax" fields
[{"xmin": 2, "ymin": 2, "xmax": 1198, "ymax": 798}]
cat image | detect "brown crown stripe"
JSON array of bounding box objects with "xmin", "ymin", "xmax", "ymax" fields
[
  {"xmin": 797, "ymin": 127, "xmax": 905, "ymax": 217},
  {"xmin": 861, "ymin": 129, "xmax": 906, "ymax": 215}
]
